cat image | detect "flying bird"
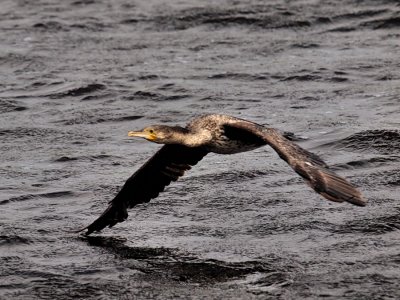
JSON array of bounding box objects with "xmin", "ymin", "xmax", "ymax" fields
[{"xmin": 84, "ymin": 114, "xmax": 365, "ymax": 235}]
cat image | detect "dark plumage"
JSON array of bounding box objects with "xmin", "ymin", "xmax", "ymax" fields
[{"xmin": 83, "ymin": 114, "xmax": 366, "ymax": 235}]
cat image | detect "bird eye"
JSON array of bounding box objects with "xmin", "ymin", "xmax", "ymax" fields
[{"xmin": 149, "ymin": 129, "xmax": 154, "ymax": 134}]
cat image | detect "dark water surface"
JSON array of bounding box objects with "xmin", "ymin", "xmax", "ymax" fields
[{"xmin": 1, "ymin": 0, "xmax": 399, "ymax": 299}]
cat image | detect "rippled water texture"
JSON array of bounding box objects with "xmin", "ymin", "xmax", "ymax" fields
[{"xmin": 1, "ymin": 0, "xmax": 399, "ymax": 299}]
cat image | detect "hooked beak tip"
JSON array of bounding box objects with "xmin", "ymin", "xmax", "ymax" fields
[
  {"xmin": 127, "ymin": 131, "xmax": 156, "ymax": 141},
  {"xmin": 128, "ymin": 131, "xmax": 144, "ymax": 137}
]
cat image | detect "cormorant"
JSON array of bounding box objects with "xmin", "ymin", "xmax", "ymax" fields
[{"xmin": 84, "ymin": 114, "xmax": 365, "ymax": 235}]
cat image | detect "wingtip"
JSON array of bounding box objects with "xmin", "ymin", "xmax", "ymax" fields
[
  {"xmin": 84, "ymin": 229, "xmax": 94, "ymax": 236},
  {"xmin": 62, "ymin": 223, "xmax": 101, "ymax": 236},
  {"xmin": 346, "ymin": 195, "xmax": 367, "ymax": 207},
  {"xmin": 63, "ymin": 226, "xmax": 89, "ymax": 235},
  {"xmin": 320, "ymin": 191, "xmax": 367, "ymax": 207},
  {"xmin": 316, "ymin": 169, "xmax": 367, "ymax": 207}
]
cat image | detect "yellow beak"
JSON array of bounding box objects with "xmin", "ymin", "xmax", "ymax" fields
[{"xmin": 128, "ymin": 131, "xmax": 156, "ymax": 141}]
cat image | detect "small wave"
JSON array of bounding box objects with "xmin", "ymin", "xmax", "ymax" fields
[
  {"xmin": 236, "ymin": 271, "xmax": 293, "ymax": 294},
  {"xmin": 291, "ymin": 42, "xmax": 320, "ymax": 49},
  {"xmin": 324, "ymin": 129, "xmax": 400, "ymax": 154},
  {"xmin": 327, "ymin": 26, "xmax": 356, "ymax": 32},
  {"xmin": 120, "ymin": 18, "xmax": 141, "ymax": 24},
  {"xmin": 137, "ymin": 74, "xmax": 165, "ymax": 80},
  {"xmin": 33, "ymin": 21, "xmax": 108, "ymax": 32},
  {"xmin": 358, "ymin": 168, "xmax": 400, "ymax": 187},
  {"xmin": 71, "ymin": 0, "xmax": 96, "ymax": 5},
  {"xmin": 193, "ymin": 169, "xmax": 274, "ymax": 185},
  {"xmin": 53, "ymin": 154, "xmax": 116, "ymax": 163},
  {"xmin": 323, "ymin": 8, "xmax": 391, "ymax": 32},
  {"xmin": 129, "ymin": 90, "xmax": 189, "ymax": 102},
  {"xmin": 33, "ymin": 21, "xmax": 67, "ymax": 31},
  {"xmin": 69, "ymin": 22, "xmax": 109, "ymax": 31},
  {"xmin": 250, "ymin": 209, "xmax": 400, "ymax": 236},
  {"xmin": 0, "ymin": 53, "xmax": 46, "ymax": 79},
  {"xmin": 248, "ymin": 218, "xmax": 338, "ymax": 236},
  {"xmin": 0, "ymin": 100, "xmax": 27, "ymax": 113},
  {"xmin": 147, "ymin": 5, "xmax": 395, "ymax": 32},
  {"xmin": 0, "ymin": 81, "xmax": 74, "ymax": 99},
  {"xmin": 50, "ymin": 83, "xmax": 107, "ymax": 98},
  {"xmin": 0, "ymin": 127, "xmax": 91, "ymax": 149},
  {"xmin": 149, "ymin": 6, "xmax": 316, "ymax": 31},
  {"xmin": 281, "ymin": 74, "xmax": 348, "ymax": 82},
  {"xmin": 0, "ymin": 127, "xmax": 60, "ymax": 140},
  {"xmin": 113, "ymin": 115, "xmax": 143, "ymax": 122},
  {"xmin": 361, "ymin": 16, "xmax": 400, "ymax": 30},
  {"xmin": 80, "ymin": 92, "xmax": 115, "ymax": 101},
  {"xmin": 334, "ymin": 211, "xmax": 400, "ymax": 235},
  {"xmin": 0, "ymin": 235, "xmax": 31, "ymax": 246},
  {"xmin": 332, "ymin": 9, "xmax": 390, "ymax": 22},
  {"xmin": 0, "ymin": 191, "xmax": 73, "ymax": 205},
  {"xmin": 333, "ymin": 156, "xmax": 400, "ymax": 170},
  {"xmin": 206, "ymin": 73, "xmax": 269, "ymax": 81},
  {"xmin": 54, "ymin": 156, "xmax": 79, "ymax": 162},
  {"xmin": 55, "ymin": 113, "xmax": 143, "ymax": 125},
  {"xmin": 29, "ymin": 276, "xmax": 104, "ymax": 299},
  {"xmin": 282, "ymin": 74, "xmax": 322, "ymax": 82},
  {"xmin": 376, "ymin": 74, "xmax": 400, "ymax": 81},
  {"xmin": 132, "ymin": 90, "xmax": 158, "ymax": 98}
]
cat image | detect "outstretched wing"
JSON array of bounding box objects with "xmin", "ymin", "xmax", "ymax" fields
[
  {"xmin": 224, "ymin": 122, "xmax": 366, "ymax": 206},
  {"xmin": 84, "ymin": 145, "xmax": 208, "ymax": 235}
]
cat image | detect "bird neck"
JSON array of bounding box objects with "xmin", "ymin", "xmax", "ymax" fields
[{"xmin": 173, "ymin": 128, "xmax": 212, "ymax": 147}]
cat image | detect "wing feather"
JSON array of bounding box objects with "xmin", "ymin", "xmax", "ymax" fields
[
  {"xmin": 84, "ymin": 144, "xmax": 208, "ymax": 235},
  {"xmin": 225, "ymin": 122, "xmax": 366, "ymax": 206}
]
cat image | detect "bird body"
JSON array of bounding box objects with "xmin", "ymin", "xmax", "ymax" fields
[
  {"xmin": 186, "ymin": 114, "xmax": 266, "ymax": 154},
  {"xmin": 83, "ymin": 114, "xmax": 366, "ymax": 235}
]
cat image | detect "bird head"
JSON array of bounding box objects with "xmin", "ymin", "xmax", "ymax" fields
[{"xmin": 128, "ymin": 125, "xmax": 188, "ymax": 144}]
